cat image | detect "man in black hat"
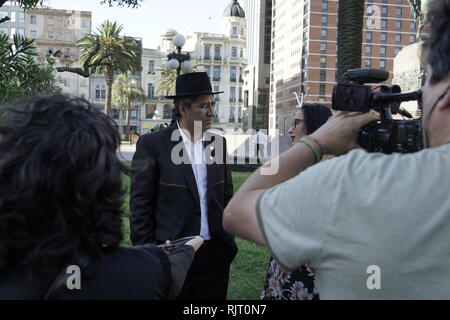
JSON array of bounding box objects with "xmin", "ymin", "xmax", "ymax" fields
[{"xmin": 129, "ymin": 72, "xmax": 238, "ymax": 300}]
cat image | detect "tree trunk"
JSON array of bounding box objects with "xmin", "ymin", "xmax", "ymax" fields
[
  {"xmin": 126, "ymin": 104, "xmax": 131, "ymax": 141},
  {"xmin": 336, "ymin": 0, "xmax": 366, "ymax": 83},
  {"xmin": 105, "ymin": 66, "xmax": 114, "ymax": 117}
]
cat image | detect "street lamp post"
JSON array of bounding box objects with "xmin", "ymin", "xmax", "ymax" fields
[{"xmin": 165, "ymin": 34, "xmax": 193, "ymax": 77}]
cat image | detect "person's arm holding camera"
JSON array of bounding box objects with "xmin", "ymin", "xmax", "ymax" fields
[{"xmin": 223, "ymin": 111, "xmax": 379, "ymax": 246}]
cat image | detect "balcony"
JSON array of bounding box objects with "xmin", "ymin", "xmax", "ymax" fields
[
  {"xmin": 230, "ymin": 77, "xmax": 237, "ymax": 82},
  {"xmin": 213, "ymin": 77, "xmax": 221, "ymax": 82},
  {"xmin": 204, "ymin": 55, "xmax": 211, "ymax": 61},
  {"xmin": 239, "ymin": 77, "xmax": 244, "ymax": 83},
  {"xmin": 229, "ymin": 98, "xmax": 236, "ymax": 103},
  {"xmin": 214, "ymin": 56, "xmax": 222, "ymax": 61}
]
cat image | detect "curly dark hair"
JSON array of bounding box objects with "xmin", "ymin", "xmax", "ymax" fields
[
  {"xmin": 0, "ymin": 94, "xmax": 130, "ymax": 283},
  {"xmin": 424, "ymin": 0, "xmax": 450, "ymax": 84}
]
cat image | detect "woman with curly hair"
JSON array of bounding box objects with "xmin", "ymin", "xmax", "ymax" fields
[
  {"xmin": 0, "ymin": 94, "xmax": 203, "ymax": 299},
  {"xmin": 261, "ymin": 103, "xmax": 332, "ymax": 300}
]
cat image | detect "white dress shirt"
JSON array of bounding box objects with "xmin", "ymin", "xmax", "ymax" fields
[{"xmin": 177, "ymin": 122, "xmax": 211, "ymax": 240}]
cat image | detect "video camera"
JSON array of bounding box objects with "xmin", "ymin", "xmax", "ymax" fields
[{"xmin": 332, "ymin": 68, "xmax": 423, "ymax": 154}]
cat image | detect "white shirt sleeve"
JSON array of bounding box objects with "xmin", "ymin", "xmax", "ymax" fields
[{"xmin": 256, "ymin": 155, "xmax": 345, "ymax": 271}]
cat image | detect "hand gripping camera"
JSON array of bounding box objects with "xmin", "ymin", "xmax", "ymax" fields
[{"xmin": 332, "ymin": 68, "xmax": 423, "ymax": 154}]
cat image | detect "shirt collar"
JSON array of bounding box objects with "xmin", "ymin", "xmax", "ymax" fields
[{"xmin": 177, "ymin": 121, "xmax": 205, "ymax": 144}]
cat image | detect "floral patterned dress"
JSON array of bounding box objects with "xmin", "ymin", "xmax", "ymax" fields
[{"xmin": 260, "ymin": 257, "xmax": 319, "ymax": 300}]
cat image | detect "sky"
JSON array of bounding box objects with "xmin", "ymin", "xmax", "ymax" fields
[{"xmin": 46, "ymin": 0, "xmax": 232, "ymax": 49}]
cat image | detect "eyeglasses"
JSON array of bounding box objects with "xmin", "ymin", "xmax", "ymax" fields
[
  {"xmin": 291, "ymin": 118, "xmax": 305, "ymax": 129},
  {"xmin": 190, "ymin": 102, "xmax": 217, "ymax": 113}
]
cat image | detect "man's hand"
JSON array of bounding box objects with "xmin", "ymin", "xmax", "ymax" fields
[
  {"xmin": 309, "ymin": 111, "xmax": 380, "ymax": 156},
  {"xmin": 184, "ymin": 236, "xmax": 204, "ymax": 252}
]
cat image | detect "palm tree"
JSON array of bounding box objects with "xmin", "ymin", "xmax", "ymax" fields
[
  {"xmin": 112, "ymin": 73, "xmax": 146, "ymax": 141},
  {"xmin": 77, "ymin": 20, "xmax": 141, "ymax": 116},
  {"xmin": 155, "ymin": 66, "xmax": 199, "ymax": 98},
  {"xmin": 336, "ymin": 0, "xmax": 366, "ymax": 83}
]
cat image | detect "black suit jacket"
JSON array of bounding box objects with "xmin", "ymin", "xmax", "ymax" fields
[{"xmin": 129, "ymin": 124, "xmax": 237, "ymax": 264}]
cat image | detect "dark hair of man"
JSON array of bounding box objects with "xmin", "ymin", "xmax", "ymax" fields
[
  {"xmin": 301, "ymin": 103, "xmax": 333, "ymax": 134},
  {"xmin": 425, "ymin": 0, "xmax": 450, "ymax": 84},
  {"xmin": 0, "ymin": 94, "xmax": 130, "ymax": 284},
  {"xmin": 171, "ymin": 96, "xmax": 197, "ymax": 124}
]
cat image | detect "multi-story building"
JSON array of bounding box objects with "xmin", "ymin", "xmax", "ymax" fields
[
  {"xmin": 0, "ymin": 0, "xmax": 27, "ymax": 38},
  {"xmin": 140, "ymin": 45, "xmax": 176, "ymax": 134},
  {"xmin": 242, "ymin": 0, "xmax": 272, "ymax": 130},
  {"xmin": 25, "ymin": 7, "xmax": 91, "ymax": 99},
  {"xmin": 181, "ymin": 0, "xmax": 247, "ymax": 130},
  {"xmin": 268, "ymin": 0, "xmax": 419, "ymax": 136}
]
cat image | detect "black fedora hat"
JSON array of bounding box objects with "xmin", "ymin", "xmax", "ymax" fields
[{"xmin": 165, "ymin": 72, "xmax": 224, "ymax": 99}]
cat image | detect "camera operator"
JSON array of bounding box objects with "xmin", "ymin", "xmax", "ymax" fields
[{"xmin": 223, "ymin": 0, "xmax": 450, "ymax": 299}]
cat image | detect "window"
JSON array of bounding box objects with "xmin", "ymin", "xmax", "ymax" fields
[
  {"xmin": 82, "ymin": 18, "xmax": 89, "ymax": 28},
  {"xmin": 30, "ymin": 15, "xmax": 36, "ymax": 24},
  {"xmin": 410, "ymin": 22, "xmax": 416, "ymax": 32},
  {"xmin": 10, "ymin": 11, "xmax": 16, "ymax": 22},
  {"xmin": 204, "ymin": 45, "xmax": 211, "ymax": 59},
  {"xmin": 214, "ymin": 86, "xmax": 220, "ymax": 101},
  {"xmin": 365, "ymin": 45, "xmax": 372, "ymax": 55},
  {"xmin": 320, "ymin": 69, "xmax": 326, "ymax": 82},
  {"xmin": 230, "ymin": 86, "xmax": 236, "ymax": 102},
  {"xmin": 147, "ymin": 83, "xmax": 155, "ymax": 100},
  {"xmin": 396, "ymin": 7, "xmax": 402, "ymax": 18},
  {"xmin": 394, "ymin": 47, "xmax": 401, "ymax": 55},
  {"xmin": 365, "ymin": 59, "xmax": 371, "ymax": 67},
  {"xmin": 320, "ymin": 43, "xmax": 327, "ymax": 53},
  {"xmin": 322, "ymin": 0, "xmax": 328, "ymax": 11},
  {"xmin": 131, "ymin": 110, "xmax": 138, "ymax": 119},
  {"xmin": 321, "ymin": 29, "xmax": 327, "ymax": 40},
  {"xmin": 204, "ymin": 65, "xmax": 211, "ymax": 78},
  {"xmin": 213, "ymin": 66, "xmax": 221, "ymax": 81},
  {"xmin": 321, "ymin": 15, "xmax": 328, "ymax": 26},
  {"xmin": 382, "ymin": 6, "xmax": 388, "ymax": 16},
  {"xmin": 230, "ymin": 66, "xmax": 237, "ymax": 82},
  {"xmin": 30, "ymin": 30, "xmax": 37, "ymax": 38},
  {"xmin": 231, "ymin": 46, "xmax": 237, "ymax": 57},
  {"xmin": 395, "ymin": 21, "xmax": 402, "ymax": 30},
  {"xmin": 148, "ymin": 60, "xmax": 155, "ymax": 74},
  {"xmin": 239, "ymin": 67, "xmax": 243, "ymax": 82},
  {"xmin": 320, "ymin": 84, "xmax": 326, "ymax": 96},
  {"xmin": 95, "ymin": 89, "xmax": 106, "ymax": 100},
  {"xmin": 239, "ymin": 87, "xmax": 242, "ymax": 102},
  {"xmin": 229, "ymin": 106, "xmax": 235, "ymax": 122},
  {"xmin": 232, "ymin": 26, "xmax": 238, "ymax": 37},
  {"xmin": 48, "ymin": 16, "xmax": 54, "ymax": 25},
  {"xmin": 409, "ymin": 35, "xmax": 416, "ymax": 44},
  {"xmin": 64, "ymin": 48, "xmax": 70, "ymax": 57},
  {"xmin": 380, "ymin": 60, "xmax": 386, "ymax": 69},
  {"xmin": 0, "ymin": 28, "xmax": 8, "ymax": 34},
  {"xmin": 381, "ymin": 32, "xmax": 387, "ymax": 42},
  {"xmin": 145, "ymin": 104, "xmax": 155, "ymax": 119},
  {"xmin": 395, "ymin": 34, "xmax": 401, "ymax": 44},
  {"xmin": 18, "ymin": 11, "xmax": 25, "ymax": 22},
  {"xmin": 381, "ymin": 19, "xmax": 387, "ymax": 29},
  {"xmin": 366, "ymin": 32, "xmax": 372, "ymax": 42},
  {"xmin": 380, "ymin": 46, "xmax": 386, "ymax": 57},
  {"xmin": 47, "ymin": 31, "xmax": 53, "ymax": 40},
  {"xmin": 214, "ymin": 46, "xmax": 221, "ymax": 60},
  {"xmin": 320, "ymin": 56, "xmax": 326, "ymax": 68}
]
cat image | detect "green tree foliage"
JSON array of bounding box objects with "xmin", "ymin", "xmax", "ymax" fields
[
  {"xmin": 112, "ymin": 73, "xmax": 145, "ymax": 140},
  {"xmin": 156, "ymin": 66, "xmax": 198, "ymax": 98},
  {"xmin": 0, "ymin": 33, "xmax": 62, "ymax": 105},
  {"xmin": 73, "ymin": 20, "xmax": 141, "ymax": 116}
]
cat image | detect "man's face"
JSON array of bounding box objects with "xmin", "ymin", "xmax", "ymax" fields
[
  {"xmin": 421, "ymin": 65, "xmax": 450, "ymax": 147},
  {"xmin": 182, "ymin": 94, "xmax": 215, "ymax": 132}
]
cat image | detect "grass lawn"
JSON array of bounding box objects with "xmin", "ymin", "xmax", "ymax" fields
[{"xmin": 121, "ymin": 168, "xmax": 270, "ymax": 300}]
